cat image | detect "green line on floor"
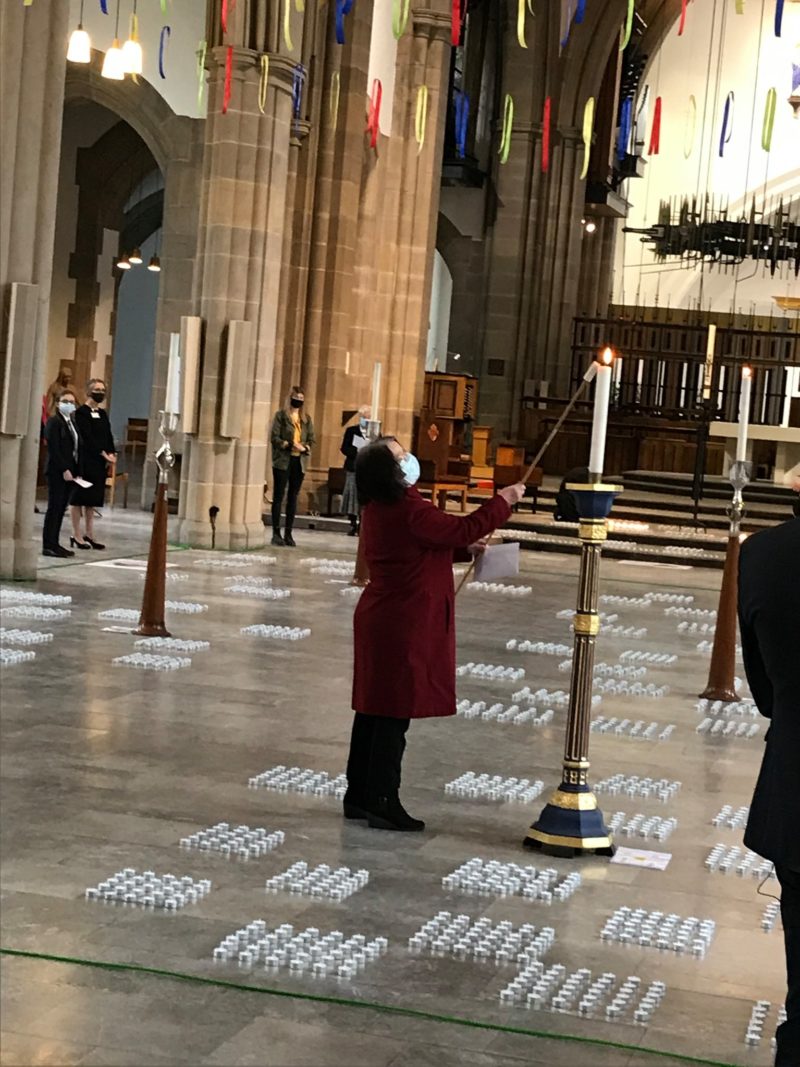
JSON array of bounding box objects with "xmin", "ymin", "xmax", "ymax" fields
[{"xmin": 0, "ymin": 947, "xmax": 739, "ymax": 1067}]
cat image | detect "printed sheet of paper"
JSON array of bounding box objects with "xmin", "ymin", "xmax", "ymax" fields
[
  {"xmin": 73, "ymin": 477, "xmax": 93, "ymax": 489},
  {"xmin": 610, "ymin": 847, "xmax": 672, "ymax": 871},
  {"xmin": 353, "ymin": 435, "xmax": 368, "ymax": 450},
  {"xmin": 474, "ymin": 542, "xmax": 520, "ymax": 582}
]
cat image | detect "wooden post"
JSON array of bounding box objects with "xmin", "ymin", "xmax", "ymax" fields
[
  {"xmin": 135, "ymin": 412, "xmax": 176, "ymax": 637},
  {"xmin": 699, "ymin": 534, "xmax": 740, "ymax": 701}
]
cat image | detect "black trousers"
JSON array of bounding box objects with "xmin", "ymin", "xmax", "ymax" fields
[
  {"xmin": 42, "ymin": 474, "xmax": 72, "ymax": 550},
  {"xmin": 345, "ymin": 713, "xmax": 410, "ymax": 801},
  {"xmin": 776, "ymin": 865, "xmax": 800, "ymax": 1066},
  {"xmin": 271, "ymin": 458, "xmax": 304, "ymax": 535}
]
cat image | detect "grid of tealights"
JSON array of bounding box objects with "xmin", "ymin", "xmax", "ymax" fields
[
  {"xmin": 499, "ymin": 965, "xmax": 666, "ymax": 1025},
  {"xmin": 2, "ymin": 604, "xmax": 71, "ymax": 620},
  {"xmin": 591, "ymin": 717, "xmax": 676, "ymax": 741},
  {"xmin": 711, "ymin": 803, "xmax": 750, "ymax": 829},
  {"xmin": 212, "ymin": 920, "xmax": 388, "ymax": 978},
  {"xmin": 601, "ymin": 907, "xmax": 716, "ymax": 958},
  {"xmin": 444, "ymin": 772, "xmax": 545, "ymax": 804},
  {"xmin": 407, "ymin": 912, "xmax": 555, "ymax": 966},
  {"xmin": 310, "ymin": 561, "xmax": 355, "ymax": 576},
  {"xmin": 85, "ymin": 869, "xmax": 211, "ymax": 909},
  {"xmin": 99, "ymin": 608, "xmax": 139, "ymax": 621},
  {"xmin": 744, "ymin": 1001, "xmax": 786, "ymax": 1048},
  {"xmin": 664, "ymin": 605, "xmax": 716, "ymax": 619},
  {"xmin": 265, "ymin": 861, "xmax": 369, "ymax": 902},
  {"xmin": 677, "ymin": 621, "xmax": 715, "ymax": 635},
  {"xmin": 593, "ymin": 679, "xmax": 669, "ymax": 698},
  {"xmin": 225, "ymin": 583, "xmax": 290, "ymax": 600},
  {"xmin": 247, "ymin": 765, "xmax": 347, "ymax": 798},
  {"xmin": 619, "ymin": 651, "xmax": 678, "ymax": 666},
  {"xmin": 112, "ymin": 653, "xmax": 191, "ymax": 671},
  {"xmin": 241, "ymin": 624, "xmax": 311, "ymax": 641},
  {"xmin": 595, "ymin": 774, "xmax": 681, "ymax": 802},
  {"xmin": 0, "ymin": 627, "xmax": 54, "ymax": 645},
  {"xmin": 696, "ymin": 718, "xmax": 759, "ymax": 739},
  {"xmin": 457, "ymin": 662, "xmax": 525, "ymax": 681},
  {"xmin": 505, "ymin": 640, "xmax": 572, "ymax": 656},
  {"xmin": 165, "ymin": 600, "xmax": 208, "ymax": 613},
  {"xmin": 704, "ymin": 844, "xmax": 776, "ymax": 881},
  {"xmin": 607, "ymin": 812, "xmax": 678, "ymax": 842},
  {"xmin": 1, "ymin": 647, "xmax": 36, "ymax": 667},
  {"xmin": 455, "ymin": 700, "xmax": 555, "ymax": 727},
  {"xmin": 582, "ymin": 662, "xmax": 648, "ymax": 680},
  {"xmin": 0, "ymin": 588, "xmax": 72, "ymax": 606},
  {"xmin": 442, "ymin": 858, "xmax": 581, "ymax": 903},
  {"xmin": 511, "ymin": 687, "xmax": 574, "ymax": 708},
  {"xmin": 135, "ymin": 637, "xmax": 210, "ymax": 652},
  {"xmin": 466, "ymin": 582, "xmax": 532, "ymax": 597},
  {"xmin": 696, "ymin": 697, "xmax": 757, "ymax": 719},
  {"xmin": 179, "ymin": 822, "xmax": 285, "ymax": 859}
]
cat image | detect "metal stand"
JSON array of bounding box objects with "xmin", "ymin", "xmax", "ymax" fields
[
  {"xmin": 135, "ymin": 412, "xmax": 178, "ymax": 637},
  {"xmin": 351, "ymin": 420, "xmax": 382, "ymax": 587},
  {"xmin": 699, "ymin": 461, "xmax": 751, "ymax": 701},
  {"xmin": 524, "ymin": 481, "xmax": 622, "ymax": 857}
]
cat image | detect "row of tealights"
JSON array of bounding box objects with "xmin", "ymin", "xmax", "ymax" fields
[
  {"xmin": 241, "ymin": 624, "xmax": 311, "ymax": 641},
  {"xmin": 444, "ymin": 772, "xmax": 545, "ymax": 803},
  {"xmin": 225, "ymin": 583, "xmax": 290, "ymax": 600},
  {"xmin": 112, "ymin": 652, "xmax": 191, "ymax": 671},
  {"xmin": 456, "ymin": 700, "xmax": 555, "ymax": 727},
  {"xmin": 665, "ymin": 605, "xmax": 716, "ymax": 619},
  {"xmin": 600, "ymin": 591, "xmax": 693, "ymax": 606},
  {"xmin": 697, "ymin": 639, "xmax": 742, "ymax": 656},
  {"xmin": 247, "ymin": 765, "xmax": 348, "ymax": 798},
  {"xmin": 696, "ymin": 718, "xmax": 760, "ymax": 738},
  {"xmin": 1, "ymin": 647, "xmax": 36, "ymax": 667},
  {"xmin": 179, "ymin": 823, "xmax": 285, "ymax": 859},
  {"xmin": 466, "ymin": 582, "xmax": 532, "ymax": 596},
  {"xmin": 195, "ymin": 555, "xmax": 276, "ymax": 567},
  {"xmin": 512, "ymin": 686, "xmax": 573, "ymax": 707},
  {"xmin": 500, "ymin": 966, "xmax": 666, "ymax": 1025},
  {"xmin": 607, "ymin": 812, "xmax": 678, "ymax": 843},
  {"xmin": 677, "ymin": 621, "xmax": 715, "ymax": 635},
  {"xmin": 580, "ymin": 662, "xmax": 648, "ymax": 679},
  {"xmin": 0, "ymin": 627, "xmax": 54, "ymax": 645},
  {"xmin": 2, "ymin": 604, "xmax": 70, "ymax": 620},
  {"xmin": 265, "ymin": 861, "xmax": 369, "ymax": 902},
  {"xmin": 711, "ymin": 804, "xmax": 750, "ymax": 829},
  {"xmin": 593, "ymin": 680, "xmax": 669, "ymax": 698},
  {"xmin": 619, "ymin": 650, "xmax": 678, "ymax": 665},
  {"xmin": 407, "ymin": 911, "xmax": 554, "ymax": 965},
  {"xmin": 442, "ymin": 858, "xmax": 581, "ymax": 904},
  {"xmin": 85, "ymin": 869, "xmax": 211, "ymax": 909},
  {"xmin": 696, "ymin": 697, "xmax": 756, "ymax": 718},
  {"xmin": 0, "ymin": 587, "xmax": 71, "ymax": 605},
  {"xmin": 505, "ymin": 639, "xmax": 572, "ymax": 655},
  {"xmin": 762, "ymin": 901, "xmax": 781, "ymax": 932},
  {"xmin": 591, "ymin": 717, "xmax": 676, "ymax": 742},
  {"xmin": 457, "ymin": 662, "xmax": 525, "ymax": 681},
  {"xmin": 212, "ymin": 921, "xmax": 388, "ymax": 979},
  {"xmin": 601, "ymin": 907, "xmax": 716, "ymax": 958},
  {"xmin": 136, "ymin": 637, "xmax": 210, "ymax": 652},
  {"xmin": 744, "ymin": 1001, "xmax": 786, "ymax": 1047},
  {"xmin": 594, "ymin": 774, "xmax": 681, "ymax": 802},
  {"xmin": 704, "ymin": 844, "xmax": 776, "ymax": 880}
]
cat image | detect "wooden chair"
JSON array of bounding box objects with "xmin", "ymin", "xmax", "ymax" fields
[
  {"xmin": 105, "ymin": 470, "xmax": 129, "ymax": 509},
  {"xmin": 326, "ymin": 467, "xmax": 347, "ymax": 516},
  {"xmin": 417, "ymin": 459, "xmax": 469, "ymax": 512},
  {"xmin": 124, "ymin": 418, "xmax": 148, "ymax": 463}
]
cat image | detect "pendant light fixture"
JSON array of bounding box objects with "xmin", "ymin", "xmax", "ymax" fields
[
  {"xmin": 147, "ymin": 254, "xmax": 161, "ymax": 272},
  {"xmin": 129, "ymin": 247, "xmax": 143, "ymax": 264},
  {"xmin": 116, "ymin": 253, "xmax": 132, "ymax": 270},
  {"xmin": 67, "ymin": 0, "xmax": 92, "ymax": 63},
  {"xmin": 102, "ymin": 0, "xmax": 126, "ymax": 80},
  {"xmin": 121, "ymin": 0, "xmax": 143, "ymax": 75}
]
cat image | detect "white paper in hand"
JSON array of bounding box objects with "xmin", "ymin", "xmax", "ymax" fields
[
  {"xmin": 474, "ymin": 542, "xmax": 520, "ymax": 582},
  {"xmin": 353, "ymin": 435, "xmax": 368, "ymax": 450},
  {"xmin": 74, "ymin": 477, "xmax": 93, "ymax": 489}
]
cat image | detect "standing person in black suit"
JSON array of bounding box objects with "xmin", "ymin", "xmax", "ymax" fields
[
  {"xmin": 42, "ymin": 388, "xmax": 80, "ymax": 557},
  {"xmin": 340, "ymin": 405, "xmax": 370, "ymax": 535},
  {"xmin": 69, "ymin": 378, "xmax": 116, "ymax": 550},
  {"xmin": 739, "ymin": 499, "xmax": 800, "ymax": 1067}
]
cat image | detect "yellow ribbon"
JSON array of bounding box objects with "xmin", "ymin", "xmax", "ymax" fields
[
  {"xmin": 258, "ymin": 54, "xmax": 270, "ymax": 114},
  {"xmin": 129, "ymin": 12, "xmax": 140, "ymax": 83},
  {"xmin": 330, "ymin": 71, "xmax": 341, "ymax": 130},
  {"xmin": 684, "ymin": 94, "xmax": 696, "ymax": 159},
  {"xmin": 735, "ymin": 0, "xmax": 744, "ymax": 10},
  {"xmin": 620, "ymin": 0, "xmax": 633, "ymax": 49},
  {"xmin": 295, "ymin": 0, "xmax": 304, "ymax": 11},
  {"xmin": 498, "ymin": 93, "xmax": 514, "ymax": 164},
  {"xmin": 24, "ymin": 0, "xmax": 33, "ymax": 6},
  {"xmin": 392, "ymin": 0, "xmax": 410, "ymax": 38},
  {"xmin": 580, "ymin": 96, "xmax": 595, "ymax": 179},
  {"xmin": 283, "ymin": 0, "xmax": 294, "ymax": 51},
  {"xmin": 414, "ymin": 86, "xmax": 429, "ymax": 154},
  {"xmin": 762, "ymin": 87, "xmax": 777, "ymax": 150},
  {"xmin": 517, "ymin": 0, "xmax": 527, "ymax": 47}
]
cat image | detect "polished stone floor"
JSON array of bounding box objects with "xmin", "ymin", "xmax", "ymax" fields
[{"xmin": 0, "ymin": 511, "xmax": 784, "ymax": 1066}]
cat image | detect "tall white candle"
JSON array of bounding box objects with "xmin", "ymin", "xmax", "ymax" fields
[
  {"xmin": 165, "ymin": 332, "xmax": 182, "ymax": 415},
  {"xmin": 371, "ymin": 362, "xmax": 382, "ymax": 424},
  {"xmin": 736, "ymin": 366, "xmax": 752, "ymax": 463},
  {"xmin": 588, "ymin": 348, "xmax": 614, "ymax": 478},
  {"xmin": 702, "ymin": 324, "xmax": 716, "ymax": 400}
]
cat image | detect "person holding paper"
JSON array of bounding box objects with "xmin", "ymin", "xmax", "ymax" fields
[
  {"xmin": 345, "ymin": 437, "xmax": 525, "ymax": 832},
  {"xmin": 270, "ymin": 386, "xmax": 316, "ymax": 547},
  {"xmin": 42, "ymin": 388, "xmax": 81, "ymax": 557},
  {"xmin": 339, "ymin": 405, "xmax": 371, "ymax": 536},
  {"xmin": 69, "ymin": 379, "xmax": 116, "ymax": 550}
]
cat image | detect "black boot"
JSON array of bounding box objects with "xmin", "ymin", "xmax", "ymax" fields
[
  {"xmin": 344, "ymin": 714, "xmax": 375, "ymax": 821},
  {"xmin": 271, "ymin": 530, "xmax": 285, "ymax": 546},
  {"xmin": 343, "ymin": 789, "xmax": 371, "ymax": 820},
  {"xmin": 367, "ymin": 795, "xmax": 425, "ymax": 832}
]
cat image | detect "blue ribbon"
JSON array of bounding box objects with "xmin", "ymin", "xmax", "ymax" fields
[
  {"xmin": 454, "ymin": 91, "xmax": 469, "ymax": 159},
  {"xmin": 575, "ymin": 0, "xmax": 586, "ymax": 23},
  {"xmin": 99, "ymin": 0, "xmax": 108, "ymax": 12},
  {"xmin": 335, "ymin": 0, "xmax": 354, "ymax": 44},
  {"xmin": 617, "ymin": 95, "xmax": 633, "ymax": 161},
  {"xmin": 292, "ymin": 64, "xmax": 306, "ymax": 133},
  {"xmin": 774, "ymin": 0, "xmax": 784, "ymax": 35},
  {"xmin": 718, "ymin": 91, "xmax": 734, "ymax": 156},
  {"xmin": 159, "ymin": 25, "xmax": 170, "ymax": 79}
]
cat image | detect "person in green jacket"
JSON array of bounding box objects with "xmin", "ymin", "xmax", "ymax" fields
[{"xmin": 270, "ymin": 386, "xmax": 315, "ymax": 547}]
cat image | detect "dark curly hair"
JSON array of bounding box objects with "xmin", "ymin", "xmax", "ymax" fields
[{"xmin": 356, "ymin": 437, "xmax": 407, "ymax": 506}]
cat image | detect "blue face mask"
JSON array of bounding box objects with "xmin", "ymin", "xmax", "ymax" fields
[
  {"xmin": 58, "ymin": 401, "xmax": 76, "ymax": 417},
  {"xmin": 399, "ymin": 452, "xmax": 420, "ymax": 487},
  {"xmin": 359, "ymin": 417, "xmax": 368, "ymax": 429}
]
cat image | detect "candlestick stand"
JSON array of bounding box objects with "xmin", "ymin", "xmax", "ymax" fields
[
  {"xmin": 524, "ymin": 482, "xmax": 621, "ymax": 857},
  {"xmin": 351, "ymin": 419, "xmax": 382, "ymax": 587},
  {"xmin": 699, "ymin": 460, "xmax": 751, "ymax": 701},
  {"xmin": 135, "ymin": 411, "xmax": 178, "ymax": 637}
]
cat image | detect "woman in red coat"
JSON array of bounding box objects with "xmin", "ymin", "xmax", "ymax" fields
[{"xmin": 346, "ymin": 437, "xmax": 525, "ymax": 831}]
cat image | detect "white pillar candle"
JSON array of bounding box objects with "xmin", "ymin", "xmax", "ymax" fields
[
  {"xmin": 588, "ymin": 348, "xmax": 613, "ymax": 478},
  {"xmin": 371, "ymin": 362, "xmax": 382, "ymax": 424},
  {"xmin": 736, "ymin": 367, "xmax": 752, "ymax": 463},
  {"xmin": 165, "ymin": 332, "xmax": 182, "ymax": 415},
  {"xmin": 702, "ymin": 324, "xmax": 716, "ymax": 400}
]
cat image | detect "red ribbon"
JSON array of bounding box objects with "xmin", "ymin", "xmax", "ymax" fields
[
  {"xmin": 222, "ymin": 45, "xmax": 233, "ymax": 113},
  {"xmin": 541, "ymin": 96, "xmax": 551, "ymax": 172},
  {"xmin": 649, "ymin": 96, "xmax": 662, "ymax": 154},
  {"xmin": 451, "ymin": 0, "xmax": 461, "ymax": 46},
  {"xmin": 222, "ymin": 0, "xmax": 236, "ymax": 33},
  {"xmin": 366, "ymin": 79, "xmax": 382, "ymax": 148},
  {"xmin": 678, "ymin": 0, "xmax": 688, "ymax": 35}
]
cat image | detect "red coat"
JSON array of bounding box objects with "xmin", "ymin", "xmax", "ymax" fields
[{"xmin": 352, "ymin": 488, "xmax": 512, "ymax": 719}]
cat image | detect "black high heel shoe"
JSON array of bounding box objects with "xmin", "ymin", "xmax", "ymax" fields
[
  {"xmin": 84, "ymin": 537, "xmax": 106, "ymax": 550},
  {"xmin": 69, "ymin": 536, "xmax": 91, "ymax": 550}
]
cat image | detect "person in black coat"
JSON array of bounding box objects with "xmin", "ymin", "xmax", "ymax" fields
[
  {"xmin": 340, "ymin": 405, "xmax": 370, "ymax": 535},
  {"xmin": 739, "ymin": 501, "xmax": 800, "ymax": 1067},
  {"xmin": 69, "ymin": 378, "xmax": 116, "ymax": 550},
  {"xmin": 42, "ymin": 388, "xmax": 80, "ymax": 557}
]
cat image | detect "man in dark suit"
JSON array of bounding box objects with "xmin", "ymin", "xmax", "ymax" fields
[{"xmin": 739, "ymin": 500, "xmax": 800, "ymax": 1066}]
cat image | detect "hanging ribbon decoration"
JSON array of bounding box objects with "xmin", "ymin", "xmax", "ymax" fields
[
  {"xmin": 365, "ymin": 79, "xmax": 382, "ymax": 149},
  {"xmin": 761, "ymin": 87, "xmax": 776, "ymax": 150},
  {"xmin": 541, "ymin": 95, "xmax": 551, "ymax": 172},
  {"xmin": 197, "ymin": 40, "xmax": 207, "ymax": 108},
  {"xmin": 498, "ymin": 94, "xmax": 514, "ymax": 164},
  {"xmin": 284, "ymin": 0, "xmax": 294, "ymax": 51},
  {"xmin": 517, "ymin": 0, "xmax": 527, "ymax": 48},
  {"xmin": 129, "ymin": 11, "xmax": 140, "ymax": 83},
  {"xmin": 158, "ymin": 25, "xmax": 171, "ymax": 79},
  {"xmin": 222, "ymin": 44, "xmax": 233, "ymax": 113},
  {"xmin": 258, "ymin": 54, "xmax": 270, "ymax": 114},
  {"xmin": 617, "ymin": 94, "xmax": 633, "ymax": 160},
  {"xmin": 575, "ymin": 0, "xmax": 586, "ymax": 22},
  {"xmin": 330, "ymin": 71, "xmax": 341, "ymax": 129},
  {"xmin": 620, "ymin": 0, "xmax": 633, "ymax": 49},
  {"xmin": 221, "ymin": 0, "xmax": 229, "ymax": 33},
  {"xmin": 454, "ymin": 91, "xmax": 469, "ymax": 159},
  {"xmin": 580, "ymin": 96, "xmax": 595, "ymax": 179},
  {"xmin": 560, "ymin": 0, "xmax": 572, "ymax": 47},
  {"xmin": 718, "ymin": 90, "xmax": 734, "ymax": 156},
  {"xmin": 683, "ymin": 94, "xmax": 696, "ymax": 158},
  {"xmin": 335, "ymin": 0, "xmax": 354, "ymax": 45},
  {"xmin": 292, "ymin": 64, "xmax": 306, "ymax": 134},
  {"xmin": 392, "ymin": 0, "xmax": 410, "ymax": 38},
  {"xmin": 677, "ymin": 0, "xmax": 687, "ymax": 34},
  {"xmin": 160, "ymin": 0, "xmax": 167, "ymax": 13},
  {"xmin": 735, "ymin": 0, "xmax": 744, "ymax": 11},
  {"xmin": 648, "ymin": 95, "xmax": 662, "ymax": 154},
  {"xmin": 99, "ymin": 0, "xmax": 108, "ymax": 12},
  {"xmin": 296, "ymin": 0, "xmax": 305, "ymax": 13},
  {"xmin": 414, "ymin": 86, "xmax": 429, "ymax": 154},
  {"xmin": 451, "ymin": 0, "xmax": 462, "ymax": 45},
  {"xmin": 774, "ymin": 0, "xmax": 784, "ymax": 35}
]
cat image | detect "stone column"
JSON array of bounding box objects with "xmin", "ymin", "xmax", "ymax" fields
[
  {"xmin": 0, "ymin": 3, "xmax": 69, "ymax": 578},
  {"xmin": 175, "ymin": 46, "xmax": 296, "ymax": 548}
]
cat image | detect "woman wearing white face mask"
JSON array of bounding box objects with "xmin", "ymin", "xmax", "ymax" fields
[
  {"xmin": 42, "ymin": 389, "xmax": 80, "ymax": 557},
  {"xmin": 339, "ymin": 405, "xmax": 371, "ymax": 535}
]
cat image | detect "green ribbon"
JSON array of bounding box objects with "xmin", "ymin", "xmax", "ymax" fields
[
  {"xmin": 620, "ymin": 0, "xmax": 633, "ymax": 49},
  {"xmin": 499, "ymin": 93, "xmax": 514, "ymax": 164},
  {"xmin": 392, "ymin": 0, "xmax": 410, "ymax": 38},
  {"xmin": 761, "ymin": 87, "xmax": 776, "ymax": 150}
]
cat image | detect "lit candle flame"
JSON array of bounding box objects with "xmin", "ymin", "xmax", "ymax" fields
[
  {"xmin": 601, "ymin": 346, "xmax": 614, "ymax": 366},
  {"xmin": 742, "ymin": 365, "xmax": 752, "ymax": 379}
]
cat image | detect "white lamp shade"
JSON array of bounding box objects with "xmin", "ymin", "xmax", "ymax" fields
[
  {"xmin": 67, "ymin": 27, "xmax": 91, "ymax": 63},
  {"xmin": 101, "ymin": 40, "xmax": 126, "ymax": 80},
  {"xmin": 121, "ymin": 37, "xmax": 143, "ymax": 75}
]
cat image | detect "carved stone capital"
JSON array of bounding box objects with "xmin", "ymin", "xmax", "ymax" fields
[
  {"xmin": 412, "ymin": 9, "xmax": 452, "ymax": 42},
  {"xmin": 208, "ymin": 46, "xmax": 298, "ymax": 97}
]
